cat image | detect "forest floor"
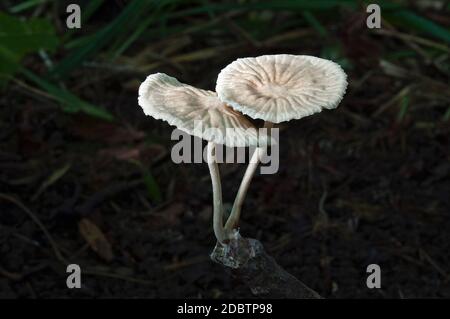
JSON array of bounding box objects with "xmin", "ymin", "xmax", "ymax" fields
[{"xmin": 0, "ymin": 2, "xmax": 449, "ymax": 298}]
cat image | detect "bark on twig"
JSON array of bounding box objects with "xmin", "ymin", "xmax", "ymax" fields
[{"xmin": 210, "ymin": 234, "xmax": 322, "ymax": 299}]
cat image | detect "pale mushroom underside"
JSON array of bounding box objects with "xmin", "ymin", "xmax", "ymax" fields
[
  {"xmin": 216, "ymin": 54, "xmax": 348, "ymax": 123},
  {"xmin": 138, "ymin": 73, "xmax": 265, "ymax": 147}
]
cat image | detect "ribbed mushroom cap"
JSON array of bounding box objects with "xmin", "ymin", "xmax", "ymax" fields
[
  {"xmin": 138, "ymin": 73, "xmax": 263, "ymax": 147},
  {"xmin": 216, "ymin": 54, "xmax": 347, "ymax": 123}
]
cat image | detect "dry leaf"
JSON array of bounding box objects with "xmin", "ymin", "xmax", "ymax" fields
[{"xmin": 78, "ymin": 218, "xmax": 114, "ymax": 262}]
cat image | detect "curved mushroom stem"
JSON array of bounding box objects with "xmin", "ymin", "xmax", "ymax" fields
[
  {"xmin": 207, "ymin": 141, "xmax": 227, "ymax": 244},
  {"xmin": 225, "ymin": 122, "xmax": 274, "ymax": 232},
  {"xmin": 224, "ymin": 148, "xmax": 262, "ymax": 231}
]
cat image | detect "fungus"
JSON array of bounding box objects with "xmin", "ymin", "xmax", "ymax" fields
[
  {"xmin": 138, "ymin": 57, "xmax": 346, "ymax": 298},
  {"xmin": 216, "ymin": 54, "xmax": 347, "ymax": 232},
  {"xmin": 138, "ymin": 73, "xmax": 263, "ymax": 244},
  {"xmin": 216, "ymin": 54, "xmax": 347, "ymax": 123}
]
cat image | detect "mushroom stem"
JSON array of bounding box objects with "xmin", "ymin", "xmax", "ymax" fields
[
  {"xmin": 225, "ymin": 122, "xmax": 274, "ymax": 232},
  {"xmin": 207, "ymin": 141, "xmax": 227, "ymax": 244}
]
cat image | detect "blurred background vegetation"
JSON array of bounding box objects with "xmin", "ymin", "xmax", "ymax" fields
[
  {"xmin": 1, "ymin": 0, "xmax": 449, "ymax": 120},
  {"xmin": 0, "ymin": 0, "xmax": 449, "ymax": 298}
]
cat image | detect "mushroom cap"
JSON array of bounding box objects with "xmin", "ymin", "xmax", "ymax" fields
[
  {"xmin": 216, "ymin": 54, "xmax": 347, "ymax": 123},
  {"xmin": 138, "ymin": 73, "xmax": 264, "ymax": 147}
]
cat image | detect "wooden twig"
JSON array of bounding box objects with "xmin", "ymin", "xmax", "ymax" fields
[{"xmin": 210, "ymin": 235, "xmax": 322, "ymax": 299}]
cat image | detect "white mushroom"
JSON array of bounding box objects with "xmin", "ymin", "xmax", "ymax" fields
[
  {"xmin": 138, "ymin": 73, "xmax": 262, "ymax": 244},
  {"xmin": 216, "ymin": 54, "xmax": 347, "ymax": 124},
  {"xmin": 216, "ymin": 54, "xmax": 347, "ymax": 231},
  {"xmin": 139, "ymin": 73, "xmax": 260, "ymax": 147}
]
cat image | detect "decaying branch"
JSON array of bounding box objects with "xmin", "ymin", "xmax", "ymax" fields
[{"xmin": 210, "ymin": 234, "xmax": 322, "ymax": 299}]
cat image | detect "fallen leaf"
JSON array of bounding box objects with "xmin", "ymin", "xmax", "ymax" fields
[{"xmin": 78, "ymin": 218, "xmax": 114, "ymax": 262}]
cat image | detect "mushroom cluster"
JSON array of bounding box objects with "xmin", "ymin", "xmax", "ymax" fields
[{"xmin": 138, "ymin": 54, "xmax": 347, "ymax": 245}]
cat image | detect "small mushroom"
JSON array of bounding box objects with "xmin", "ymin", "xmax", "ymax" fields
[
  {"xmin": 139, "ymin": 73, "xmax": 260, "ymax": 147},
  {"xmin": 216, "ymin": 54, "xmax": 347, "ymax": 123},
  {"xmin": 216, "ymin": 54, "xmax": 347, "ymax": 231},
  {"xmin": 138, "ymin": 73, "xmax": 262, "ymax": 244}
]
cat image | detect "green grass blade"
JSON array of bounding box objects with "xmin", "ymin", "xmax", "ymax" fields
[
  {"xmin": 386, "ymin": 10, "xmax": 450, "ymax": 44},
  {"xmin": 169, "ymin": 0, "xmax": 401, "ymax": 18},
  {"xmin": 397, "ymin": 92, "xmax": 410, "ymax": 122},
  {"xmin": 49, "ymin": 0, "xmax": 150, "ymax": 79},
  {"xmin": 109, "ymin": 1, "xmax": 168, "ymax": 58},
  {"xmin": 302, "ymin": 11, "xmax": 328, "ymax": 38},
  {"xmin": 9, "ymin": 0, "xmax": 50, "ymax": 13},
  {"xmin": 131, "ymin": 160, "xmax": 162, "ymax": 203},
  {"xmin": 20, "ymin": 68, "xmax": 114, "ymax": 121},
  {"xmin": 141, "ymin": 168, "xmax": 162, "ymax": 204}
]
